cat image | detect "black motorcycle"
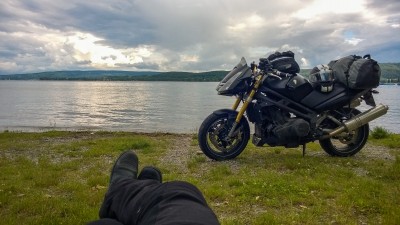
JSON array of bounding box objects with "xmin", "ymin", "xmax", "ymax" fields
[{"xmin": 198, "ymin": 53, "xmax": 388, "ymax": 160}]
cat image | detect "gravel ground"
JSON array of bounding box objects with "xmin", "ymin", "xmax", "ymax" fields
[{"xmin": 158, "ymin": 134, "xmax": 396, "ymax": 176}]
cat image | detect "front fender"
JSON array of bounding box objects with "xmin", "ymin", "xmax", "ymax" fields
[
  {"xmin": 212, "ymin": 109, "xmax": 238, "ymax": 116},
  {"xmin": 212, "ymin": 109, "xmax": 241, "ymax": 122}
]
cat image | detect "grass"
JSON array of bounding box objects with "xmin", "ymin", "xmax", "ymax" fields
[
  {"xmin": 0, "ymin": 131, "xmax": 399, "ymax": 225},
  {"xmin": 369, "ymin": 130, "xmax": 400, "ymax": 149},
  {"xmin": 371, "ymin": 126, "xmax": 391, "ymax": 139}
]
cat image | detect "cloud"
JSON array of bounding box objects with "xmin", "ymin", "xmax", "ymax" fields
[
  {"xmin": 292, "ymin": 0, "xmax": 365, "ymax": 20},
  {"xmin": 0, "ymin": 0, "xmax": 399, "ymax": 74}
]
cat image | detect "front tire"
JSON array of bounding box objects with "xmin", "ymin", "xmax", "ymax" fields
[
  {"xmin": 319, "ymin": 108, "xmax": 369, "ymax": 157},
  {"xmin": 198, "ymin": 109, "xmax": 250, "ymax": 160}
]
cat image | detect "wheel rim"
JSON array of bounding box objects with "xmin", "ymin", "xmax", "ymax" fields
[
  {"xmin": 323, "ymin": 108, "xmax": 368, "ymax": 154},
  {"xmin": 206, "ymin": 117, "xmax": 245, "ymax": 156},
  {"xmin": 330, "ymin": 129, "xmax": 361, "ymax": 151}
]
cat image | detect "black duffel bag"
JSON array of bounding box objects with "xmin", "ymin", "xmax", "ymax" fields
[
  {"xmin": 328, "ymin": 54, "xmax": 381, "ymax": 89},
  {"xmin": 259, "ymin": 51, "xmax": 300, "ymax": 74}
]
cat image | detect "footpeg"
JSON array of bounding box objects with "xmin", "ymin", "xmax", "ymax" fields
[{"xmin": 252, "ymin": 134, "xmax": 264, "ymax": 146}]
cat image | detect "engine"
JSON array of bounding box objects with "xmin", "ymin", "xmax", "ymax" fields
[{"xmin": 251, "ymin": 106, "xmax": 310, "ymax": 147}]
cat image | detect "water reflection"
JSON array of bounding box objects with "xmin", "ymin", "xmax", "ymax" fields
[{"xmin": 0, "ymin": 81, "xmax": 398, "ymax": 133}]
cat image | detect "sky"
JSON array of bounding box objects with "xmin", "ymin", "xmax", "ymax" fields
[{"xmin": 0, "ymin": 0, "xmax": 399, "ymax": 75}]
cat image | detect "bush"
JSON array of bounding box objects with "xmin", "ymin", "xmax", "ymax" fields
[{"xmin": 371, "ymin": 126, "xmax": 391, "ymax": 139}]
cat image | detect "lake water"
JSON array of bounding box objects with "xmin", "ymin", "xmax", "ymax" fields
[{"xmin": 0, "ymin": 81, "xmax": 399, "ymax": 133}]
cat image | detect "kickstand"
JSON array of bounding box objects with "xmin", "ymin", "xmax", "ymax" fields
[{"xmin": 302, "ymin": 144, "xmax": 306, "ymax": 157}]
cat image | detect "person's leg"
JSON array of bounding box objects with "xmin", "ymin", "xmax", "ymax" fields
[
  {"xmin": 87, "ymin": 218, "xmax": 123, "ymax": 225},
  {"xmin": 138, "ymin": 181, "xmax": 220, "ymax": 225},
  {"xmin": 99, "ymin": 178, "xmax": 160, "ymax": 225},
  {"xmin": 95, "ymin": 150, "xmax": 219, "ymax": 225},
  {"xmin": 138, "ymin": 166, "xmax": 162, "ymax": 182},
  {"xmin": 98, "ymin": 150, "xmax": 139, "ymax": 220},
  {"xmin": 98, "ymin": 150, "xmax": 161, "ymax": 225}
]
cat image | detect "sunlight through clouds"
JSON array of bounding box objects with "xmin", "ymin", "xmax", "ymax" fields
[
  {"xmin": 66, "ymin": 32, "xmax": 155, "ymax": 68},
  {"xmin": 180, "ymin": 54, "xmax": 199, "ymax": 62},
  {"xmin": 293, "ymin": 0, "xmax": 365, "ymax": 20},
  {"xmin": 345, "ymin": 38, "xmax": 364, "ymax": 46},
  {"xmin": 228, "ymin": 14, "xmax": 265, "ymax": 31}
]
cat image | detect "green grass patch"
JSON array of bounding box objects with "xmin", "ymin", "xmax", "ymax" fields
[
  {"xmin": 1, "ymin": 131, "xmax": 399, "ymax": 224},
  {"xmin": 371, "ymin": 126, "xmax": 391, "ymax": 139},
  {"xmin": 369, "ymin": 132, "xmax": 400, "ymax": 148}
]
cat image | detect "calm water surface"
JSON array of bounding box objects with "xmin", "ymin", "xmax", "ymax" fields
[{"xmin": 0, "ymin": 81, "xmax": 399, "ymax": 133}]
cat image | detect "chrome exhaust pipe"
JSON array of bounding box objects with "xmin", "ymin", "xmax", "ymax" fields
[{"xmin": 329, "ymin": 104, "xmax": 389, "ymax": 137}]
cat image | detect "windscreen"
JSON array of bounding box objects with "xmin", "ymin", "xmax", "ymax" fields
[{"xmin": 220, "ymin": 57, "xmax": 248, "ymax": 83}]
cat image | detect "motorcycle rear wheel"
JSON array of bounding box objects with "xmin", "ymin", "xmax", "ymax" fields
[
  {"xmin": 198, "ymin": 110, "xmax": 250, "ymax": 160},
  {"xmin": 319, "ymin": 108, "xmax": 369, "ymax": 157}
]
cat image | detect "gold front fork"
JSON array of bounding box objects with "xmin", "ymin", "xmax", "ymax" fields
[
  {"xmin": 232, "ymin": 97, "xmax": 241, "ymax": 110},
  {"xmin": 227, "ymin": 73, "xmax": 264, "ymax": 138},
  {"xmin": 235, "ymin": 87, "xmax": 257, "ymax": 123}
]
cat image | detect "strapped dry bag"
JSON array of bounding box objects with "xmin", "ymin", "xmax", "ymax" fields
[{"xmin": 328, "ymin": 54, "xmax": 381, "ymax": 89}]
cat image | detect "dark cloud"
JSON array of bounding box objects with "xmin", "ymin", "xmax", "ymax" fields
[
  {"xmin": 64, "ymin": 2, "xmax": 157, "ymax": 47},
  {"xmin": 128, "ymin": 62, "xmax": 161, "ymax": 71},
  {"xmin": 366, "ymin": 0, "xmax": 400, "ymax": 12},
  {"xmin": 76, "ymin": 60, "xmax": 92, "ymax": 65}
]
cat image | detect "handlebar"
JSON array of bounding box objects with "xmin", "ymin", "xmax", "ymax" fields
[
  {"xmin": 254, "ymin": 59, "xmax": 293, "ymax": 79},
  {"xmin": 271, "ymin": 69, "xmax": 291, "ymax": 78},
  {"xmin": 257, "ymin": 57, "xmax": 293, "ymax": 79},
  {"xmin": 263, "ymin": 69, "xmax": 292, "ymax": 80}
]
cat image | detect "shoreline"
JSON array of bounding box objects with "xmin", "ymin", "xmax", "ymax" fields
[
  {"xmin": 1, "ymin": 127, "xmax": 398, "ymax": 135},
  {"xmin": 0, "ymin": 127, "xmax": 197, "ymax": 135},
  {"xmin": 0, "ymin": 126, "xmax": 198, "ymax": 134}
]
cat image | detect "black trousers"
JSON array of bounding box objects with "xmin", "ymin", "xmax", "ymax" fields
[{"xmin": 88, "ymin": 178, "xmax": 219, "ymax": 225}]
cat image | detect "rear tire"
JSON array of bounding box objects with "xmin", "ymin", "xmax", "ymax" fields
[
  {"xmin": 319, "ymin": 108, "xmax": 369, "ymax": 157},
  {"xmin": 198, "ymin": 110, "xmax": 250, "ymax": 160}
]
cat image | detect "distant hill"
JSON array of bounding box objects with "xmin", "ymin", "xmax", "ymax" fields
[
  {"xmin": 0, "ymin": 63, "xmax": 399, "ymax": 82},
  {"xmin": 0, "ymin": 70, "xmax": 161, "ymax": 80},
  {"xmin": 129, "ymin": 71, "xmax": 228, "ymax": 82},
  {"xmin": 379, "ymin": 63, "xmax": 400, "ymax": 82},
  {"xmin": 0, "ymin": 70, "xmax": 228, "ymax": 81}
]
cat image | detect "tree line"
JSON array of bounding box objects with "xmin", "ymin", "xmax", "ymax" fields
[{"xmin": 1, "ymin": 63, "xmax": 399, "ymax": 82}]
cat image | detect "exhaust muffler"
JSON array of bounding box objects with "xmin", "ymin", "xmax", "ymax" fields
[{"xmin": 328, "ymin": 104, "xmax": 389, "ymax": 137}]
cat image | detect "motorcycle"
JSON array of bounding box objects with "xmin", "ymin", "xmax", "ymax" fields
[{"xmin": 198, "ymin": 56, "xmax": 389, "ymax": 160}]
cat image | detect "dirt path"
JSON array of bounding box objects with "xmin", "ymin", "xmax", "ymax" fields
[
  {"xmin": 159, "ymin": 134, "xmax": 198, "ymax": 173},
  {"xmin": 307, "ymin": 142, "xmax": 395, "ymax": 161}
]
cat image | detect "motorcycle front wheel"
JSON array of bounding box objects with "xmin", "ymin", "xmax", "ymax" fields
[
  {"xmin": 198, "ymin": 109, "xmax": 250, "ymax": 160},
  {"xmin": 319, "ymin": 108, "xmax": 369, "ymax": 157}
]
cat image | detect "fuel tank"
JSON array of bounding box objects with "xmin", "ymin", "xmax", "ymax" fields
[{"xmin": 262, "ymin": 74, "xmax": 314, "ymax": 102}]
